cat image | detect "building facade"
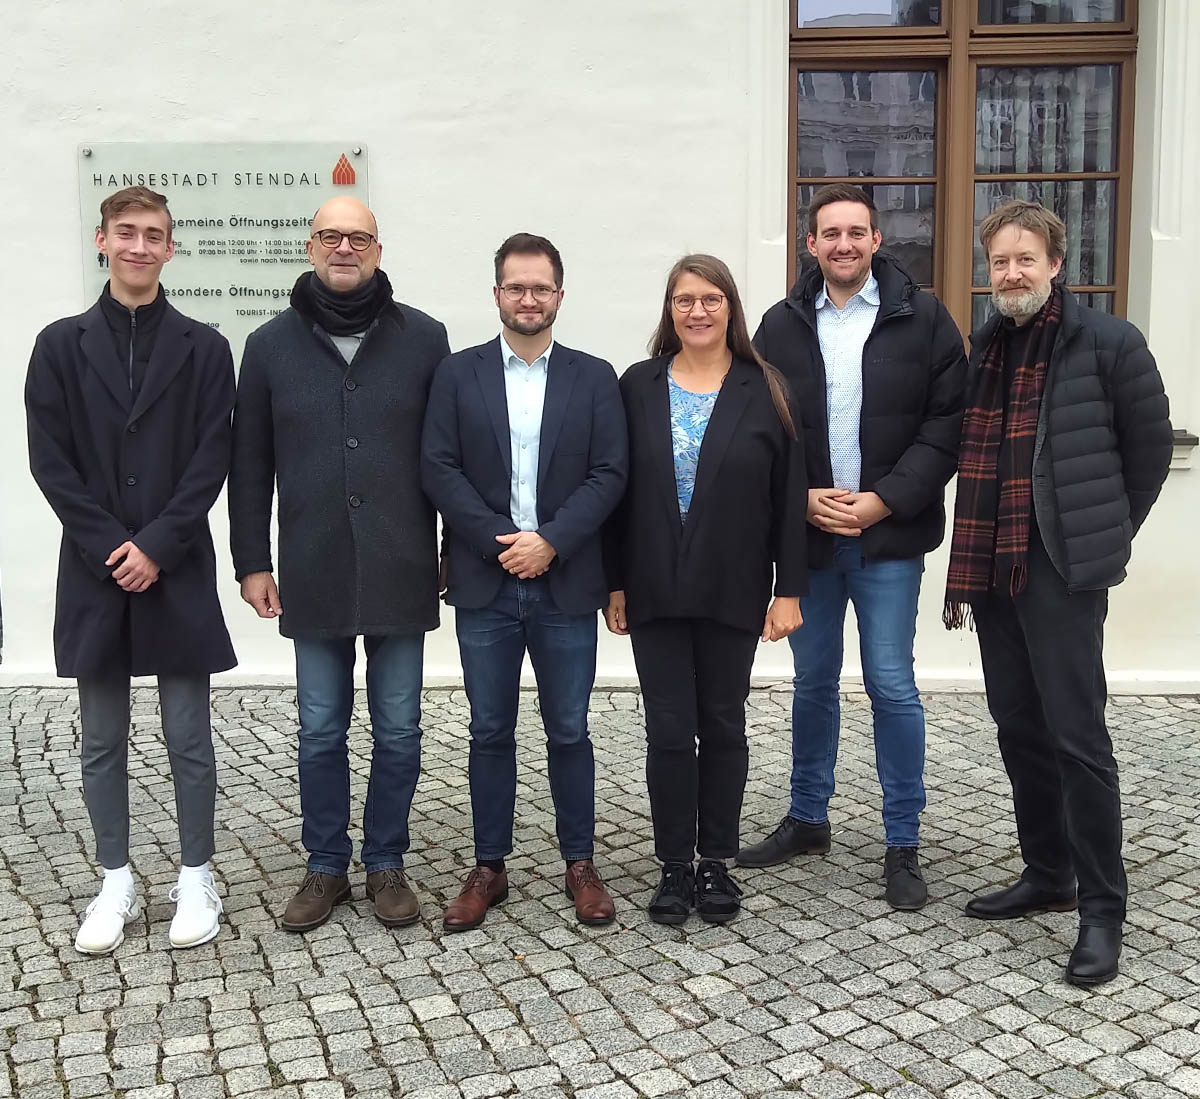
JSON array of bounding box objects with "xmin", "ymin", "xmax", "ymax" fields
[{"xmin": 0, "ymin": 0, "xmax": 1195, "ymax": 687}]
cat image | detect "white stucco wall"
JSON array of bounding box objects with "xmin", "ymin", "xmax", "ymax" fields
[{"xmin": 1, "ymin": 0, "xmax": 1195, "ymax": 689}]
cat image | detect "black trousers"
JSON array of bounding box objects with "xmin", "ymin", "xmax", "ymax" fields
[
  {"xmin": 971, "ymin": 532, "xmax": 1125, "ymax": 927},
  {"xmin": 630, "ymin": 617, "xmax": 759, "ymax": 864}
]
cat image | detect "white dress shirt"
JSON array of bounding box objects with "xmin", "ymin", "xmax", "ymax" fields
[
  {"xmin": 814, "ymin": 272, "xmax": 880, "ymax": 492},
  {"xmin": 500, "ymin": 332, "xmax": 552, "ymax": 532}
]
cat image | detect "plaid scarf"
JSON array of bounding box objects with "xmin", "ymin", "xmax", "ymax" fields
[{"xmin": 943, "ymin": 284, "xmax": 1062, "ymax": 629}]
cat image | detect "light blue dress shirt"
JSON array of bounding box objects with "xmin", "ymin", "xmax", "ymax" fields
[
  {"xmin": 500, "ymin": 332, "xmax": 552, "ymax": 532},
  {"xmin": 814, "ymin": 271, "xmax": 880, "ymax": 493}
]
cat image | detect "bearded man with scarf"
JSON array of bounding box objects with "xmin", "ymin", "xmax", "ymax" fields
[
  {"xmin": 945, "ymin": 200, "xmax": 1172, "ymax": 987},
  {"xmin": 229, "ymin": 196, "xmax": 450, "ymax": 932}
]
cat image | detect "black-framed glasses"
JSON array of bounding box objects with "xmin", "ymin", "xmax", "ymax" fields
[
  {"xmin": 312, "ymin": 229, "xmax": 377, "ymax": 251},
  {"xmin": 672, "ymin": 293, "xmax": 726, "ymax": 313},
  {"xmin": 499, "ymin": 284, "xmax": 559, "ymax": 303}
]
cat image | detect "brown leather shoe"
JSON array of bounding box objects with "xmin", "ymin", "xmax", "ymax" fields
[
  {"xmin": 565, "ymin": 859, "xmax": 616, "ymax": 926},
  {"xmin": 366, "ymin": 869, "xmax": 420, "ymax": 928},
  {"xmin": 442, "ymin": 866, "xmax": 508, "ymax": 932},
  {"xmin": 281, "ymin": 871, "xmax": 351, "ymax": 932}
]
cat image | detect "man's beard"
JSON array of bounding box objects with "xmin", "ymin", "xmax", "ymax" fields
[
  {"xmin": 992, "ymin": 281, "xmax": 1052, "ymax": 320},
  {"xmin": 501, "ymin": 304, "xmax": 558, "ymax": 336}
]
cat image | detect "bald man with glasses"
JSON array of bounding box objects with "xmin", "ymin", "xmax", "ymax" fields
[{"xmin": 229, "ymin": 196, "xmax": 450, "ymax": 932}]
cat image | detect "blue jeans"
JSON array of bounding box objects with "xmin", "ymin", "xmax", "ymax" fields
[
  {"xmin": 294, "ymin": 634, "xmax": 424, "ymax": 875},
  {"xmin": 455, "ymin": 576, "xmax": 597, "ymax": 862},
  {"xmin": 789, "ymin": 538, "xmax": 926, "ymax": 847}
]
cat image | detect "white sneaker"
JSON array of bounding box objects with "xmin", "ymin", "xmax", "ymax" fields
[
  {"xmin": 75, "ymin": 884, "xmax": 140, "ymax": 955},
  {"xmin": 168, "ymin": 876, "xmax": 223, "ymax": 948}
]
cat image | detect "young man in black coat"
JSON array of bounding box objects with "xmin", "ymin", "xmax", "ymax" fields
[
  {"xmin": 229, "ymin": 196, "xmax": 450, "ymax": 933},
  {"xmin": 26, "ymin": 186, "xmax": 236, "ymax": 954},
  {"xmin": 947, "ymin": 200, "xmax": 1172, "ymax": 986},
  {"xmin": 737, "ymin": 184, "xmax": 967, "ymax": 911},
  {"xmin": 421, "ymin": 234, "xmax": 627, "ymax": 932}
]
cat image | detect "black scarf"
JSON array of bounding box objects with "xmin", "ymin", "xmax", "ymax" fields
[{"xmin": 291, "ymin": 269, "xmax": 395, "ymax": 336}]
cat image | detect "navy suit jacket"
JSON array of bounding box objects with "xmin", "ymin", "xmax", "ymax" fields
[{"xmin": 421, "ymin": 337, "xmax": 628, "ymax": 614}]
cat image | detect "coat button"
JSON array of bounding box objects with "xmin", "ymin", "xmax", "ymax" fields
[
  {"xmin": 346, "ymin": 437, "xmax": 359, "ymax": 448},
  {"xmin": 349, "ymin": 495, "xmax": 362, "ymax": 507},
  {"xmin": 128, "ymin": 423, "xmax": 139, "ymax": 433},
  {"xmin": 345, "ymin": 379, "xmax": 357, "ymax": 391},
  {"xmin": 125, "ymin": 476, "xmax": 137, "ymax": 486}
]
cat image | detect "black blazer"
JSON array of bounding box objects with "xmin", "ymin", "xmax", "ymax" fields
[
  {"xmin": 421, "ymin": 337, "xmax": 628, "ymax": 614},
  {"xmin": 605, "ymin": 355, "xmax": 808, "ymax": 635},
  {"xmin": 26, "ymin": 297, "xmax": 237, "ymax": 678}
]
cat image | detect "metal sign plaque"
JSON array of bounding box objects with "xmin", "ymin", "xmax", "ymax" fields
[{"xmin": 79, "ymin": 142, "xmax": 369, "ymax": 360}]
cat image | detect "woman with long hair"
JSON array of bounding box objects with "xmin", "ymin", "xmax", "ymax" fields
[{"xmin": 604, "ymin": 254, "xmax": 808, "ymax": 924}]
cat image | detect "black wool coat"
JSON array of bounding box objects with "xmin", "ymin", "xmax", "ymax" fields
[
  {"xmin": 25, "ymin": 298, "xmax": 237, "ymax": 678},
  {"xmin": 754, "ymin": 253, "xmax": 968, "ymax": 569},
  {"xmin": 971, "ymin": 290, "xmax": 1173, "ymax": 590},
  {"xmin": 604, "ymin": 356, "xmax": 808, "ymax": 635},
  {"xmin": 229, "ymin": 297, "xmax": 450, "ymax": 638}
]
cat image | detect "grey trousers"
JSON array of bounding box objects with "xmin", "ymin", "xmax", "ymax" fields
[{"xmin": 77, "ymin": 675, "xmax": 216, "ymax": 868}]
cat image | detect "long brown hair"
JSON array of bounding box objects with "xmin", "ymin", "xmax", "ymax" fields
[{"xmin": 649, "ymin": 254, "xmax": 795, "ymax": 438}]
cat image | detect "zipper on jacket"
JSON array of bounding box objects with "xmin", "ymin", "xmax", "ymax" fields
[{"xmin": 128, "ymin": 309, "xmax": 137, "ymax": 391}]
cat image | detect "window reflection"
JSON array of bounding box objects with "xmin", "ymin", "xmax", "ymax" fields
[
  {"xmin": 976, "ymin": 65, "xmax": 1118, "ymax": 174},
  {"xmin": 977, "ymin": 0, "xmax": 1122, "ymax": 24},
  {"xmin": 798, "ymin": 0, "xmax": 941, "ymax": 27},
  {"xmin": 797, "ymin": 71, "xmax": 937, "ymax": 177}
]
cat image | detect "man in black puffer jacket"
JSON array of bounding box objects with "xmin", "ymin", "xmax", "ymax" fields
[
  {"xmin": 736, "ymin": 184, "xmax": 967, "ymax": 912},
  {"xmin": 947, "ymin": 200, "xmax": 1172, "ymax": 988}
]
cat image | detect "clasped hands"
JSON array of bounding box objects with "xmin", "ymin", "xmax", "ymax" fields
[
  {"xmin": 106, "ymin": 541, "xmax": 160, "ymax": 593},
  {"xmin": 807, "ymin": 488, "xmax": 891, "ymax": 535},
  {"xmin": 496, "ymin": 531, "xmax": 555, "ymax": 578}
]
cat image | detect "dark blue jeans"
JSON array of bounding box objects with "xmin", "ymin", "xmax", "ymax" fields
[
  {"xmin": 293, "ymin": 634, "xmax": 424, "ymax": 876},
  {"xmin": 788, "ymin": 538, "xmax": 926, "ymax": 847},
  {"xmin": 455, "ymin": 576, "xmax": 597, "ymax": 862}
]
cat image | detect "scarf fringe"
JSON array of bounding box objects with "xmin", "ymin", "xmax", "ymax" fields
[{"xmin": 942, "ymin": 600, "xmax": 975, "ymax": 632}]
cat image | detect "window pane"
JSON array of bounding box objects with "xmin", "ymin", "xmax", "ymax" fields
[
  {"xmin": 797, "ymin": 71, "xmax": 937, "ymax": 177},
  {"xmin": 976, "ymin": 65, "xmax": 1118, "ymax": 173},
  {"xmin": 798, "ymin": 0, "xmax": 941, "ymax": 27},
  {"xmin": 971, "ymin": 289, "xmax": 1113, "ymax": 330},
  {"xmin": 977, "ymin": 0, "xmax": 1123, "ymax": 24},
  {"xmin": 1076, "ymin": 292, "xmax": 1114, "ymax": 313},
  {"xmin": 973, "ymin": 180, "xmax": 1115, "ymax": 286},
  {"xmin": 799, "ymin": 183, "xmax": 935, "ymax": 286}
]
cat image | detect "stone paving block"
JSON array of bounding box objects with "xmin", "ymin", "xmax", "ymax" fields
[{"xmin": 4, "ymin": 689, "xmax": 1200, "ymax": 1099}]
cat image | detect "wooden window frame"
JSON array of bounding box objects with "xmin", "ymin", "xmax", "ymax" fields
[{"xmin": 788, "ymin": 0, "xmax": 1138, "ymax": 334}]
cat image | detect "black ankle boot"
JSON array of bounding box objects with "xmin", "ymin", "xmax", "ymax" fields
[{"xmin": 1066, "ymin": 925, "xmax": 1121, "ymax": 987}]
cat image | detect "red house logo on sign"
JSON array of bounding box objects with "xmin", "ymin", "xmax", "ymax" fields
[{"xmin": 332, "ymin": 154, "xmax": 356, "ymax": 185}]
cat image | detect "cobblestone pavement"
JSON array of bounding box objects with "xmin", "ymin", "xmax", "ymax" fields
[{"xmin": 1, "ymin": 687, "xmax": 1199, "ymax": 1099}]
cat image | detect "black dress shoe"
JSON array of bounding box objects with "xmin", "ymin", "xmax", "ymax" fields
[
  {"xmin": 884, "ymin": 847, "xmax": 928, "ymax": 911},
  {"xmin": 1066, "ymin": 925, "xmax": 1121, "ymax": 987},
  {"xmin": 965, "ymin": 879, "xmax": 1077, "ymax": 921},
  {"xmin": 735, "ymin": 816, "xmax": 831, "ymax": 868},
  {"xmin": 648, "ymin": 863, "xmax": 694, "ymax": 925}
]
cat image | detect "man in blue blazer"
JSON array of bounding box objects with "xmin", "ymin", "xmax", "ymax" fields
[{"xmin": 422, "ymin": 233, "xmax": 627, "ymax": 931}]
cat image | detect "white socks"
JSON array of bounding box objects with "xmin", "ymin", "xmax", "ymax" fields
[
  {"xmin": 177, "ymin": 862, "xmax": 213, "ymax": 885},
  {"xmin": 102, "ymin": 863, "xmax": 135, "ymax": 892}
]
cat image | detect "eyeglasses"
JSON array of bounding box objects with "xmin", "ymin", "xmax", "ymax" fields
[
  {"xmin": 672, "ymin": 293, "xmax": 726, "ymax": 313},
  {"xmin": 499, "ymin": 284, "xmax": 559, "ymax": 303},
  {"xmin": 312, "ymin": 229, "xmax": 377, "ymax": 251}
]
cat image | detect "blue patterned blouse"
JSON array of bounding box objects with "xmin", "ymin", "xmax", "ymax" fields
[{"xmin": 668, "ymin": 364, "xmax": 720, "ymax": 521}]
